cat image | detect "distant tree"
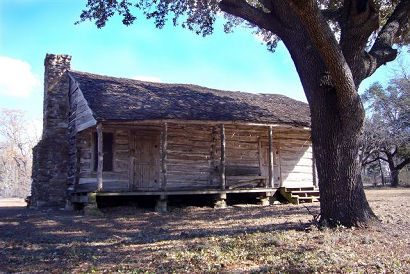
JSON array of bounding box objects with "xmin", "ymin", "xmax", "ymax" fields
[
  {"xmin": 0, "ymin": 109, "xmax": 40, "ymax": 198},
  {"xmin": 78, "ymin": 0, "xmax": 409, "ymax": 227},
  {"xmin": 361, "ymin": 72, "xmax": 410, "ymax": 187}
]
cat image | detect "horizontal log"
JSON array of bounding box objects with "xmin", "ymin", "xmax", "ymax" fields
[
  {"xmin": 169, "ymin": 127, "xmax": 213, "ymax": 135},
  {"xmin": 171, "ymin": 124, "xmax": 214, "ymax": 131},
  {"xmin": 226, "ymin": 150, "xmax": 258, "ymax": 158},
  {"xmin": 226, "ymin": 141, "xmax": 258, "ymax": 150},
  {"xmin": 166, "ymin": 180, "xmax": 210, "ymax": 187},
  {"xmin": 167, "ymin": 144, "xmax": 211, "ymax": 152},
  {"xmin": 168, "ymin": 173, "xmax": 209, "ymax": 180},
  {"xmin": 78, "ymin": 177, "xmax": 129, "ymax": 184},
  {"xmin": 167, "ymin": 139, "xmax": 213, "ymax": 147},
  {"xmin": 281, "ymin": 166, "xmax": 313, "ymax": 173},
  {"xmin": 167, "ymin": 158, "xmax": 210, "ymax": 165},
  {"xmin": 115, "ymin": 144, "xmax": 130, "ymax": 151},
  {"xmin": 167, "ymin": 165, "xmax": 211, "ymax": 172},
  {"xmin": 168, "ymin": 134, "xmax": 212, "ymax": 142}
]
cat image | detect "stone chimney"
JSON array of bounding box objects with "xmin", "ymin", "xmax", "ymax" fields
[
  {"xmin": 42, "ymin": 54, "xmax": 72, "ymax": 138},
  {"xmin": 31, "ymin": 54, "xmax": 72, "ymax": 207}
]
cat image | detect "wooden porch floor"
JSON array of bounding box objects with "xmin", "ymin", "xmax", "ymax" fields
[{"xmin": 95, "ymin": 187, "xmax": 278, "ymax": 196}]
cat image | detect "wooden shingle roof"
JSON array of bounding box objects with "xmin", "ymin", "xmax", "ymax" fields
[{"xmin": 68, "ymin": 70, "xmax": 311, "ymax": 127}]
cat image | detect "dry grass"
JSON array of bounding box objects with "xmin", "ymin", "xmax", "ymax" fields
[{"xmin": 0, "ymin": 188, "xmax": 409, "ymax": 273}]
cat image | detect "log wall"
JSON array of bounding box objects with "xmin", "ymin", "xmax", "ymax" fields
[{"xmin": 73, "ymin": 123, "xmax": 314, "ymax": 192}]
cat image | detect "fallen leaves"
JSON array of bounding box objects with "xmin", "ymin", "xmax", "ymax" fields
[{"xmin": 0, "ymin": 188, "xmax": 409, "ymax": 273}]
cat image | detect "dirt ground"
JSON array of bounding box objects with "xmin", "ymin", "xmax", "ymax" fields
[{"xmin": 0, "ymin": 188, "xmax": 409, "ymax": 273}]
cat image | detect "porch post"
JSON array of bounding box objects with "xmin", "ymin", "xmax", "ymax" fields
[
  {"xmin": 220, "ymin": 124, "xmax": 226, "ymax": 190},
  {"xmin": 161, "ymin": 122, "xmax": 168, "ymax": 191},
  {"xmin": 96, "ymin": 122, "xmax": 103, "ymax": 192},
  {"xmin": 268, "ymin": 126, "xmax": 274, "ymax": 188}
]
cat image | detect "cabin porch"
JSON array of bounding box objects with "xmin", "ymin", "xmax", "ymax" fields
[
  {"xmin": 70, "ymin": 187, "xmax": 279, "ymax": 212},
  {"xmin": 68, "ymin": 120, "xmax": 315, "ymax": 209}
]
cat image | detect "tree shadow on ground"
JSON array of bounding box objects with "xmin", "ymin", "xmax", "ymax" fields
[{"xmin": 0, "ymin": 201, "xmax": 320, "ymax": 272}]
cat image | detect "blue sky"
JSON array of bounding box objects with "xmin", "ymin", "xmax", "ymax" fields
[{"xmin": 0, "ymin": 0, "xmax": 407, "ymax": 121}]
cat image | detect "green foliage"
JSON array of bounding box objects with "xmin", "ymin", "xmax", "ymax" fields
[{"xmin": 77, "ymin": 0, "xmax": 408, "ymax": 52}]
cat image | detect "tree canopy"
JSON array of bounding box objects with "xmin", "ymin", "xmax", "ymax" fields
[{"xmin": 78, "ymin": 0, "xmax": 409, "ymax": 77}]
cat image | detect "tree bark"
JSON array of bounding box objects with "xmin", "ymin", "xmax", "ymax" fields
[{"xmin": 280, "ymin": 29, "xmax": 377, "ymax": 227}]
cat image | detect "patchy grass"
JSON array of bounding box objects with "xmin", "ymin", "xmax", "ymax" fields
[{"xmin": 0, "ymin": 188, "xmax": 409, "ymax": 273}]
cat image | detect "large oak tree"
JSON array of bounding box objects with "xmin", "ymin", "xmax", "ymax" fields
[{"xmin": 78, "ymin": 0, "xmax": 409, "ymax": 227}]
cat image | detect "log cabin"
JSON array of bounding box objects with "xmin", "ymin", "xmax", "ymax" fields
[{"xmin": 31, "ymin": 54, "xmax": 318, "ymax": 210}]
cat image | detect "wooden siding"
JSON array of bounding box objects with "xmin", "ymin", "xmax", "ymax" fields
[
  {"xmin": 73, "ymin": 123, "xmax": 314, "ymax": 192},
  {"xmin": 166, "ymin": 124, "xmax": 215, "ymax": 189},
  {"xmin": 68, "ymin": 75, "xmax": 97, "ymax": 134}
]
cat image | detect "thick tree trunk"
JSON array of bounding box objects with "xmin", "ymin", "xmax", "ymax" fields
[
  {"xmin": 386, "ymin": 154, "xmax": 400, "ymax": 187},
  {"xmin": 311, "ymin": 102, "xmax": 377, "ymax": 227},
  {"xmin": 282, "ymin": 33, "xmax": 378, "ymax": 227}
]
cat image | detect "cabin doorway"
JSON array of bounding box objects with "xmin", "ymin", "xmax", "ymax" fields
[{"xmin": 131, "ymin": 132, "xmax": 160, "ymax": 190}]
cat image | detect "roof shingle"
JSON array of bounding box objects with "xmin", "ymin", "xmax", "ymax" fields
[{"xmin": 69, "ymin": 70, "xmax": 311, "ymax": 127}]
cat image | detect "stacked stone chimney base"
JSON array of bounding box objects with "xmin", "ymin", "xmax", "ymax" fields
[{"xmin": 30, "ymin": 54, "xmax": 71, "ymax": 208}]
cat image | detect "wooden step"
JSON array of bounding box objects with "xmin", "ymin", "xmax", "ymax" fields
[
  {"xmin": 290, "ymin": 190, "xmax": 320, "ymax": 197},
  {"xmin": 284, "ymin": 187, "xmax": 316, "ymax": 192},
  {"xmin": 278, "ymin": 187, "xmax": 320, "ymax": 205}
]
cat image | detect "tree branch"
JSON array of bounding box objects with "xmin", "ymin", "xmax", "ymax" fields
[
  {"xmin": 287, "ymin": 0, "xmax": 357, "ymax": 107},
  {"xmin": 258, "ymin": 0, "xmax": 273, "ymax": 11},
  {"xmin": 367, "ymin": 0, "xmax": 410, "ymax": 76},
  {"xmin": 321, "ymin": 8, "xmax": 342, "ymax": 21},
  {"xmin": 395, "ymin": 157, "xmax": 410, "ymax": 170},
  {"xmin": 339, "ymin": 0, "xmax": 379, "ymax": 85},
  {"xmin": 219, "ymin": 0, "xmax": 281, "ymax": 34},
  {"xmin": 362, "ymin": 156, "xmax": 381, "ymax": 166},
  {"xmin": 379, "ymin": 156, "xmax": 389, "ymax": 162}
]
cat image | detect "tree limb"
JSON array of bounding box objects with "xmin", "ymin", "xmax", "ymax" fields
[
  {"xmin": 219, "ymin": 0, "xmax": 281, "ymax": 34},
  {"xmin": 395, "ymin": 157, "xmax": 410, "ymax": 170},
  {"xmin": 378, "ymin": 156, "xmax": 389, "ymax": 162},
  {"xmin": 321, "ymin": 7, "xmax": 342, "ymax": 21},
  {"xmin": 367, "ymin": 0, "xmax": 410, "ymax": 76},
  {"xmin": 339, "ymin": 0, "xmax": 379, "ymax": 85},
  {"xmin": 362, "ymin": 156, "xmax": 381, "ymax": 166},
  {"xmin": 287, "ymin": 0, "xmax": 357, "ymax": 108},
  {"xmin": 257, "ymin": 0, "xmax": 273, "ymax": 11}
]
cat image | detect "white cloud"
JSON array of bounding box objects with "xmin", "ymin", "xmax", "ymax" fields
[
  {"xmin": 132, "ymin": 75, "xmax": 162, "ymax": 83},
  {"xmin": 0, "ymin": 56, "xmax": 41, "ymax": 98}
]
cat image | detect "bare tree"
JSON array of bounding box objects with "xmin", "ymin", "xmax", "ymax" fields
[{"xmin": 0, "ymin": 109, "xmax": 40, "ymax": 198}]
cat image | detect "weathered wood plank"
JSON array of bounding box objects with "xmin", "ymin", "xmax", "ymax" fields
[
  {"xmin": 268, "ymin": 126, "xmax": 274, "ymax": 188},
  {"xmin": 161, "ymin": 123, "xmax": 167, "ymax": 191},
  {"xmin": 220, "ymin": 124, "xmax": 226, "ymax": 190},
  {"xmin": 96, "ymin": 123, "xmax": 103, "ymax": 192}
]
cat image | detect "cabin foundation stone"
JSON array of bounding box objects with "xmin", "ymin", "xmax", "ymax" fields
[
  {"xmin": 257, "ymin": 192, "xmax": 273, "ymax": 206},
  {"xmin": 84, "ymin": 192, "xmax": 103, "ymax": 216},
  {"xmin": 213, "ymin": 193, "xmax": 227, "ymax": 209},
  {"xmin": 155, "ymin": 195, "xmax": 168, "ymax": 213}
]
